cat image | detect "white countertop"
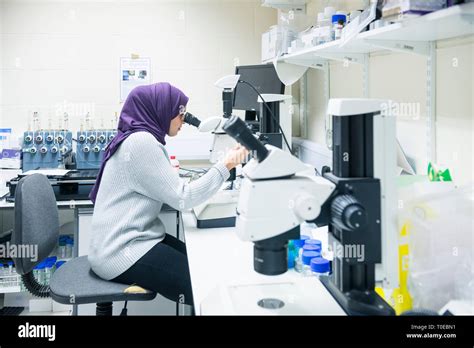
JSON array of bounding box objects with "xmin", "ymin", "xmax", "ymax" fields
[{"xmin": 182, "ymin": 212, "xmax": 345, "ymax": 315}]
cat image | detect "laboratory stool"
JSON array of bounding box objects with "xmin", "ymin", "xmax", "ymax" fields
[{"xmin": 11, "ymin": 174, "xmax": 157, "ymax": 316}]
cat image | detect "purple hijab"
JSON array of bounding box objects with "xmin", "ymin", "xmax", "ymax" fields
[{"xmin": 89, "ymin": 82, "xmax": 189, "ymax": 203}]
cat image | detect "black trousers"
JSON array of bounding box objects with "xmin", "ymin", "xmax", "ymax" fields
[{"xmin": 112, "ymin": 234, "xmax": 194, "ymax": 306}]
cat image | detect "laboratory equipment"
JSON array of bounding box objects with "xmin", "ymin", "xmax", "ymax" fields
[
  {"xmin": 6, "ymin": 170, "xmax": 98, "ymax": 202},
  {"xmin": 311, "ymin": 257, "xmax": 331, "ymax": 277},
  {"xmin": 222, "ymin": 99, "xmax": 397, "ymax": 315},
  {"xmin": 233, "ymin": 64, "xmax": 284, "ymax": 119},
  {"xmin": 332, "ymin": 14, "xmax": 347, "ymax": 40},
  {"xmin": 76, "ymin": 114, "xmax": 117, "ymax": 170},
  {"xmin": 302, "ymin": 250, "xmax": 321, "ymax": 276},
  {"xmin": 22, "ymin": 112, "xmax": 73, "ymax": 171},
  {"xmin": 183, "ymin": 76, "xmax": 241, "ymax": 228},
  {"xmin": 382, "ymin": 0, "xmax": 447, "ymax": 21},
  {"xmin": 261, "ymin": 25, "xmax": 297, "ymax": 61}
]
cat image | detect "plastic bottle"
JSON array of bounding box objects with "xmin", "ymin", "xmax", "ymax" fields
[
  {"xmin": 293, "ymin": 235, "xmax": 310, "ymax": 273},
  {"xmin": 332, "ymin": 14, "xmax": 347, "ymax": 40},
  {"xmin": 302, "ymin": 244, "xmax": 321, "ymax": 253},
  {"xmin": 305, "ymin": 239, "xmax": 322, "ymax": 251},
  {"xmin": 287, "ymin": 240, "xmax": 296, "ymax": 269},
  {"xmin": 66, "ymin": 237, "xmax": 74, "ymax": 259},
  {"xmin": 170, "ymin": 155, "xmax": 180, "ymax": 173},
  {"xmin": 302, "ymin": 251, "xmax": 321, "ymax": 276},
  {"xmin": 44, "ymin": 262, "xmax": 52, "ymax": 285},
  {"xmin": 58, "ymin": 236, "xmax": 67, "ymax": 259},
  {"xmin": 311, "ymin": 257, "xmax": 331, "ymax": 277}
]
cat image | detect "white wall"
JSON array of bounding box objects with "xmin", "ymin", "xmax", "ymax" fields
[
  {"xmin": 296, "ymin": 0, "xmax": 473, "ymax": 186},
  {"xmin": 0, "ymin": 0, "xmax": 3, "ymax": 123},
  {"xmin": 0, "ymin": 0, "xmax": 277, "ymax": 158}
]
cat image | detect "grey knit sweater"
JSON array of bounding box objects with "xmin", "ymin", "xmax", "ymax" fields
[{"xmin": 88, "ymin": 131, "xmax": 230, "ymax": 280}]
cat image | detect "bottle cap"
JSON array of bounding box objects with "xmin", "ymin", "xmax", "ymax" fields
[
  {"xmin": 305, "ymin": 239, "xmax": 322, "ymax": 249},
  {"xmin": 311, "ymin": 257, "xmax": 331, "ymax": 274},
  {"xmin": 302, "ymin": 251, "xmax": 321, "ymax": 265},
  {"xmin": 303, "ymin": 244, "xmax": 321, "ymax": 253},
  {"xmin": 293, "ymin": 235, "xmax": 310, "ymax": 248},
  {"xmin": 56, "ymin": 261, "xmax": 66, "ymax": 269},
  {"xmin": 332, "ymin": 14, "xmax": 347, "ymax": 24}
]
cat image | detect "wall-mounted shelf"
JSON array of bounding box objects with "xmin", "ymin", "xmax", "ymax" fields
[
  {"xmin": 266, "ymin": 3, "xmax": 474, "ymax": 67},
  {"xmin": 261, "ymin": 0, "xmax": 308, "ymax": 13}
]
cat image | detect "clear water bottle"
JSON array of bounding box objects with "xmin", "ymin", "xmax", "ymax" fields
[
  {"xmin": 302, "ymin": 251, "xmax": 321, "ymax": 276},
  {"xmin": 310, "ymin": 257, "xmax": 331, "ymax": 278},
  {"xmin": 293, "ymin": 235, "xmax": 310, "ymax": 273},
  {"xmin": 39, "ymin": 262, "xmax": 47, "ymax": 285},
  {"xmin": 58, "ymin": 236, "xmax": 67, "ymax": 259},
  {"xmin": 44, "ymin": 263, "xmax": 52, "ymax": 285},
  {"xmin": 66, "ymin": 237, "xmax": 74, "ymax": 258}
]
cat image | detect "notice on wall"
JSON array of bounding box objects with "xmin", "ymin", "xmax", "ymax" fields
[{"xmin": 120, "ymin": 57, "xmax": 151, "ymax": 102}]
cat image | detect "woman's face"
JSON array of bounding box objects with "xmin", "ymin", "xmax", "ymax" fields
[{"xmin": 168, "ymin": 112, "xmax": 185, "ymax": 137}]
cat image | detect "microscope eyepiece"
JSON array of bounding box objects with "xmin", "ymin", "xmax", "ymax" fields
[
  {"xmin": 183, "ymin": 112, "xmax": 201, "ymax": 128},
  {"xmin": 222, "ymin": 115, "xmax": 269, "ymax": 162}
]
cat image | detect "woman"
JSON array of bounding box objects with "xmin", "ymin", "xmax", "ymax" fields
[{"xmin": 88, "ymin": 83, "xmax": 248, "ymax": 307}]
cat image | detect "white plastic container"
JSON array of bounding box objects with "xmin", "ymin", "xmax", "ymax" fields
[{"xmin": 402, "ymin": 183, "xmax": 474, "ymax": 312}]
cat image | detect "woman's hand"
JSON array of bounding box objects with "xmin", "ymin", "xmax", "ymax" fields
[{"xmin": 223, "ymin": 144, "xmax": 249, "ymax": 171}]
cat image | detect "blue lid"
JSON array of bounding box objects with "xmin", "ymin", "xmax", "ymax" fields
[
  {"xmin": 47, "ymin": 256, "xmax": 57, "ymax": 263},
  {"xmin": 7, "ymin": 261, "xmax": 13, "ymax": 266},
  {"xmin": 37, "ymin": 263, "xmax": 46, "ymax": 270},
  {"xmin": 66, "ymin": 238, "xmax": 73, "ymax": 245},
  {"xmin": 303, "ymin": 244, "xmax": 321, "ymax": 252},
  {"xmin": 332, "ymin": 14, "xmax": 347, "ymax": 23},
  {"xmin": 56, "ymin": 261, "xmax": 66, "ymax": 268},
  {"xmin": 311, "ymin": 257, "xmax": 331, "ymax": 274},
  {"xmin": 302, "ymin": 251, "xmax": 321, "ymax": 265},
  {"xmin": 305, "ymin": 239, "xmax": 322, "ymax": 248},
  {"xmin": 293, "ymin": 235, "xmax": 310, "ymax": 248}
]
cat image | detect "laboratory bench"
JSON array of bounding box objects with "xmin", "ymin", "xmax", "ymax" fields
[{"xmin": 181, "ymin": 211, "xmax": 345, "ymax": 315}]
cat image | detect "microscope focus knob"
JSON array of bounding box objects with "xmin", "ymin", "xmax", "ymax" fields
[
  {"xmin": 293, "ymin": 193, "xmax": 320, "ymax": 221},
  {"xmin": 331, "ymin": 195, "xmax": 367, "ymax": 231}
]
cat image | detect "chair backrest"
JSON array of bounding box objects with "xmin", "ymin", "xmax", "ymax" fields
[{"xmin": 11, "ymin": 174, "xmax": 59, "ymax": 275}]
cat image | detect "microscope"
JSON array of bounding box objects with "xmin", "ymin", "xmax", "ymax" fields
[
  {"xmin": 182, "ymin": 76, "xmax": 241, "ymax": 228},
  {"xmin": 222, "ymin": 98, "xmax": 395, "ymax": 316}
]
